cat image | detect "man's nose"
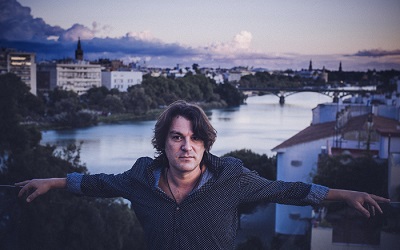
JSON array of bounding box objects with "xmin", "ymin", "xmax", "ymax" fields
[{"xmin": 181, "ymin": 139, "xmax": 193, "ymax": 151}]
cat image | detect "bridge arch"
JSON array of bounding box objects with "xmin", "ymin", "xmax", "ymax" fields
[{"xmin": 239, "ymin": 87, "xmax": 377, "ymax": 104}]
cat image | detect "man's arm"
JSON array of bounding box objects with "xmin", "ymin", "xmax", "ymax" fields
[
  {"xmin": 15, "ymin": 178, "xmax": 66, "ymax": 202},
  {"xmin": 325, "ymin": 189, "xmax": 390, "ymax": 218}
]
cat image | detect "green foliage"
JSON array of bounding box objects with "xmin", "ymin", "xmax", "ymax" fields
[
  {"xmin": 236, "ymin": 236, "xmax": 264, "ymax": 250},
  {"xmin": 2, "ymin": 73, "xmax": 246, "ymax": 128},
  {"xmin": 222, "ymin": 149, "xmax": 276, "ymax": 217},
  {"xmin": 215, "ymin": 83, "xmax": 246, "ymax": 106},
  {"xmin": 0, "ymin": 73, "xmax": 43, "ymax": 154},
  {"xmin": 222, "ymin": 149, "xmax": 276, "ymax": 180},
  {"xmin": 46, "ymin": 88, "xmax": 98, "ymax": 128},
  {"xmin": 0, "ymin": 74, "xmax": 146, "ymax": 250},
  {"xmin": 239, "ymin": 71, "xmax": 302, "ymax": 89},
  {"xmin": 102, "ymin": 94, "xmax": 125, "ymax": 113},
  {"xmin": 86, "ymin": 86, "xmax": 110, "ymax": 105},
  {"xmin": 313, "ymin": 155, "xmax": 388, "ymax": 196},
  {"xmin": 123, "ymin": 87, "xmax": 152, "ymax": 115}
]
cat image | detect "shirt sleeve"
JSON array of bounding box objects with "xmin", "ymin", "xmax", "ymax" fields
[
  {"xmin": 66, "ymin": 172, "xmax": 84, "ymax": 194},
  {"xmin": 305, "ymin": 183, "xmax": 329, "ymax": 204},
  {"xmin": 239, "ymin": 169, "xmax": 329, "ymax": 206}
]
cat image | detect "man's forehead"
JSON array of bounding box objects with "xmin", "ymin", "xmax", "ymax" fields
[{"xmin": 169, "ymin": 116, "xmax": 193, "ymax": 133}]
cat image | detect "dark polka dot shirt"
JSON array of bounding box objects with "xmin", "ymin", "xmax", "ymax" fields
[{"xmin": 67, "ymin": 153, "xmax": 329, "ymax": 250}]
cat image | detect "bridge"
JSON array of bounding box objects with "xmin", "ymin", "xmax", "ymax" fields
[{"xmin": 238, "ymin": 86, "xmax": 379, "ymax": 104}]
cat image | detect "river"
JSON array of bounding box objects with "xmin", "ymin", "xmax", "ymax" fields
[{"xmin": 40, "ymin": 93, "xmax": 332, "ymax": 174}]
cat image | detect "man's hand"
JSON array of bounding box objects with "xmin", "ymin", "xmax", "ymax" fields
[
  {"xmin": 326, "ymin": 189, "xmax": 390, "ymax": 218},
  {"xmin": 15, "ymin": 178, "xmax": 66, "ymax": 202}
]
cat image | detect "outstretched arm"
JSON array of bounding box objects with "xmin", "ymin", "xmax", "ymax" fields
[
  {"xmin": 325, "ymin": 189, "xmax": 390, "ymax": 218},
  {"xmin": 15, "ymin": 178, "xmax": 66, "ymax": 202}
]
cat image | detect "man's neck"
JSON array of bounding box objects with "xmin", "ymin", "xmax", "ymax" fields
[{"xmin": 160, "ymin": 165, "xmax": 204, "ymax": 203}]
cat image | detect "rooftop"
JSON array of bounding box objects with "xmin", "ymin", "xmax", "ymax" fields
[{"xmin": 272, "ymin": 114, "xmax": 400, "ymax": 151}]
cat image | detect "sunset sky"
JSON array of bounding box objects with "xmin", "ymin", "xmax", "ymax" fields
[{"xmin": 1, "ymin": 0, "xmax": 400, "ymax": 71}]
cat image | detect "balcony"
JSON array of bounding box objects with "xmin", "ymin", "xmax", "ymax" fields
[
  {"xmin": 1, "ymin": 186, "xmax": 398, "ymax": 250},
  {"xmin": 236, "ymin": 202, "xmax": 399, "ymax": 250}
]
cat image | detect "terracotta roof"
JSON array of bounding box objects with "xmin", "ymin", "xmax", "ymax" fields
[
  {"xmin": 272, "ymin": 114, "xmax": 400, "ymax": 151},
  {"xmin": 370, "ymin": 115, "xmax": 400, "ymax": 136},
  {"xmin": 272, "ymin": 121, "xmax": 336, "ymax": 151}
]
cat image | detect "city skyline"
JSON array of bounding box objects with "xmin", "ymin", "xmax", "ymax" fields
[{"xmin": 1, "ymin": 0, "xmax": 400, "ymax": 71}]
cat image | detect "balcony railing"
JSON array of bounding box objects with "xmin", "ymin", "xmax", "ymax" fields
[{"xmin": 1, "ymin": 186, "xmax": 399, "ymax": 250}]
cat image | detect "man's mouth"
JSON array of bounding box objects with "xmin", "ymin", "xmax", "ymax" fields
[{"xmin": 179, "ymin": 156, "xmax": 194, "ymax": 159}]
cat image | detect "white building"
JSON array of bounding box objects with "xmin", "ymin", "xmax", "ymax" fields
[
  {"xmin": 0, "ymin": 50, "xmax": 37, "ymax": 95},
  {"xmin": 101, "ymin": 71, "xmax": 142, "ymax": 92},
  {"xmin": 272, "ymin": 88, "xmax": 400, "ymax": 237},
  {"xmin": 224, "ymin": 71, "xmax": 242, "ymax": 82},
  {"xmin": 38, "ymin": 61, "xmax": 101, "ymax": 95}
]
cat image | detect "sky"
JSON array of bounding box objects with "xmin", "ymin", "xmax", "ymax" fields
[{"xmin": 1, "ymin": 0, "xmax": 400, "ymax": 71}]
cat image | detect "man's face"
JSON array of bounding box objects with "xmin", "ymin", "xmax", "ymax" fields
[{"xmin": 165, "ymin": 115, "xmax": 205, "ymax": 173}]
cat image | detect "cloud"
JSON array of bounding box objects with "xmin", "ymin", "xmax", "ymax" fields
[
  {"xmin": 125, "ymin": 31, "xmax": 158, "ymax": 42},
  {"xmin": 59, "ymin": 22, "xmax": 114, "ymax": 41},
  {"xmin": 206, "ymin": 30, "xmax": 253, "ymax": 55},
  {"xmin": 1, "ymin": 0, "xmax": 399, "ymax": 71},
  {"xmin": 59, "ymin": 24, "xmax": 96, "ymax": 41},
  {"xmin": 0, "ymin": 0, "xmax": 64, "ymax": 41},
  {"xmin": 350, "ymin": 49, "xmax": 400, "ymax": 57},
  {"xmin": 0, "ymin": 0, "xmax": 199, "ymax": 62},
  {"xmin": 233, "ymin": 31, "xmax": 253, "ymax": 50}
]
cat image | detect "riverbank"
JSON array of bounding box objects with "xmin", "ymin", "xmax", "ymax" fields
[
  {"xmin": 35, "ymin": 100, "xmax": 230, "ymax": 130},
  {"xmin": 98, "ymin": 100, "xmax": 228, "ymax": 124}
]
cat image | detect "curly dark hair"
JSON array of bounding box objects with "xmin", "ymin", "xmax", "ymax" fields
[{"xmin": 152, "ymin": 100, "xmax": 217, "ymax": 158}]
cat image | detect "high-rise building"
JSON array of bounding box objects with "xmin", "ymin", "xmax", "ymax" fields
[
  {"xmin": 102, "ymin": 71, "xmax": 142, "ymax": 92},
  {"xmin": 37, "ymin": 39, "xmax": 101, "ymax": 95},
  {"xmin": 0, "ymin": 48, "xmax": 37, "ymax": 95},
  {"xmin": 38, "ymin": 61, "xmax": 101, "ymax": 95}
]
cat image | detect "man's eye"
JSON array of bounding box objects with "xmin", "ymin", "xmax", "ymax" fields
[
  {"xmin": 192, "ymin": 136, "xmax": 201, "ymax": 141},
  {"xmin": 172, "ymin": 135, "xmax": 182, "ymax": 141}
]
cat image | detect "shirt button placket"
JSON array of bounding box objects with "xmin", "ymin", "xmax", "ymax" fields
[{"xmin": 173, "ymin": 205, "xmax": 181, "ymax": 248}]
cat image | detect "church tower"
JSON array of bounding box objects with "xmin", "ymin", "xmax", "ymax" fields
[
  {"xmin": 308, "ymin": 60, "xmax": 313, "ymax": 71},
  {"xmin": 75, "ymin": 37, "xmax": 84, "ymax": 61},
  {"xmin": 339, "ymin": 61, "xmax": 342, "ymax": 72}
]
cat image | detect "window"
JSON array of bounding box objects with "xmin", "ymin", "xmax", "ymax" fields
[{"xmin": 291, "ymin": 160, "xmax": 302, "ymax": 167}]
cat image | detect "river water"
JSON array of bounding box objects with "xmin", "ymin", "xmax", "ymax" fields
[{"xmin": 41, "ymin": 93, "xmax": 332, "ymax": 174}]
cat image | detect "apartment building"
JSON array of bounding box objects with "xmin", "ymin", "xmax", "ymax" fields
[
  {"xmin": 271, "ymin": 83, "xmax": 400, "ymax": 247},
  {"xmin": 38, "ymin": 61, "xmax": 101, "ymax": 95},
  {"xmin": 0, "ymin": 49, "xmax": 37, "ymax": 95},
  {"xmin": 101, "ymin": 71, "xmax": 142, "ymax": 92}
]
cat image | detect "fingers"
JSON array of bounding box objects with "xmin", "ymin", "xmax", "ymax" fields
[
  {"xmin": 370, "ymin": 205, "xmax": 375, "ymax": 217},
  {"xmin": 26, "ymin": 190, "xmax": 42, "ymax": 202},
  {"xmin": 15, "ymin": 179, "xmax": 45, "ymax": 202},
  {"xmin": 354, "ymin": 202, "xmax": 371, "ymax": 218},
  {"xmin": 358, "ymin": 193, "xmax": 389, "ymax": 218},
  {"xmin": 367, "ymin": 194, "xmax": 390, "ymax": 215},
  {"xmin": 15, "ymin": 180, "xmax": 31, "ymax": 187},
  {"xmin": 370, "ymin": 194, "xmax": 390, "ymax": 203},
  {"xmin": 16, "ymin": 180, "xmax": 31, "ymax": 197}
]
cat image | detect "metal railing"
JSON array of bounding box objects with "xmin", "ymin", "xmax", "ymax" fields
[{"xmin": 1, "ymin": 185, "xmax": 399, "ymax": 250}]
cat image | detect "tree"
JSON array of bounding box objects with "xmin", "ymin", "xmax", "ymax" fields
[
  {"xmin": 124, "ymin": 87, "xmax": 152, "ymax": 115},
  {"xmin": 222, "ymin": 149, "xmax": 276, "ymax": 180},
  {"xmin": 313, "ymin": 155, "xmax": 387, "ymax": 196},
  {"xmin": 0, "ymin": 74, "xmax": 146, "ymax": 250},
  {"xmin": 215, "ymin": 83, "xmax": 246, "ymax": 106},
  {"xmin": 84, "ymin": 86, "xmax": 110, "ymax": 109},
  {"xmin": 0, "ymin": 73, "xmax": 42, "ymax": 155},
  {"xmin": 222, "ymin": 149, "xmax": 277, "ymax": 229},
  {"xmin": 192, "ymin": 63, "xmax": 200, "ymax": 74},
  {"xmin": 102, "ymin": 94, "xmax": 125, "ymax": 114}
]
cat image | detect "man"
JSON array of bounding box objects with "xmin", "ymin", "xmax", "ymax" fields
[{"xmin": 17, "ymin": 100, "xmax": 389, "ymax": 250}]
